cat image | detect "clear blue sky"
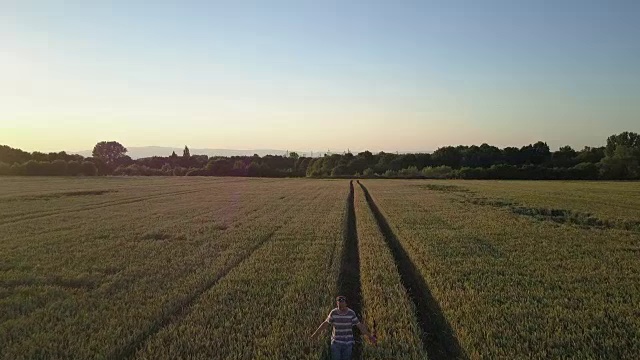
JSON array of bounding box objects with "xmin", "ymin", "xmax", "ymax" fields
[{"xmin": 2, "ymin": 0, "xmax": 639, "ymax": 152}]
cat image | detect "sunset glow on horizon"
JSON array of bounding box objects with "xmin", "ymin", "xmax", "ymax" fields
[{"xmin": 2, "ymin": 1, "xmax": 639, "ymax": 153}]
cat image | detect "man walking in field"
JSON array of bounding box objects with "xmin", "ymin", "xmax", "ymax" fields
[{"xmin": 310, "ymin": 295, "xmax": 376, "ymax": 359}]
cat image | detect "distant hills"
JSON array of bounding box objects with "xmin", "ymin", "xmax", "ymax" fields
[{"xmin": 73, "ymin": 146, "xmax": 303, "ymax": 159}]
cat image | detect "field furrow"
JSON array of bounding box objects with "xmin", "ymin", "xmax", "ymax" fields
[
  {"xmin": 354, "ymin": 181, "xmax": 427, "ymax": 359},
  {"xmin": 335, "ymin": 180, "xmax": 364, "ymax": 358},
  {"xmin": 359, "ymin": 182, "xmax": 464, "ymax": 359}
]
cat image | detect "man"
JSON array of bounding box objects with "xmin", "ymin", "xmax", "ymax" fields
[{"xmin": 310, "ymin": 295, "xmax": 376, "ymax": 359}]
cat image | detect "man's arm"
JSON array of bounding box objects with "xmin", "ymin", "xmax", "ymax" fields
[
  {"xmin": 310, "ymin": 321, "xmax": 330, "ymax": 340},
  {"xmin": 356, "ymin": 322, "xmax": 371, "ymax": 337},
  {"xmin": 356, "ymin": 323, "xmax": 376, "ymax": 343}
]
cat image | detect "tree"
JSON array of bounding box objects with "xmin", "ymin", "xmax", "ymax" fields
[
  {"xmin": 306, "ymin": 158, "xmax": 324, "ymax": 177},
  {"xmin": 551, "ymin": 145, "xmax": 578, "ymax": 168},
  {"xmin": 50, "ymin": 160, "xmax": 68, "ymax": 176},
  {"xmin": 247, "ymin": 162, "xmax": 261, "ymax": 177},
  {"xmin": 288, "ymin": 152, "xmax": 300, "ymax": 160},
  {"xmin": 81, "ymin": 161, "xmax": 97, "ymax": 176},
  {"xmin": 576, "ymin": 146, "xmax": 605, "ymax": 163},
  {"xmin": 600, "ymin": 145, "xmax": 640, "ymax": 179},
  {"xmin": 232, "ymin": 160, "xmax": 247, "ymax": 176},
  {"xmin": 599, "ymin": 132, "xmax": 640, "ymax": 179},
  {"xmin": 0, "ymin": 162, "xmax": 10, "ymax": 175},
  {"xmin": 519, "ymin": 141, "xmax": 550, "ymax": 165},
  {"xmin": 206, "ymin": 158, "xmax": 232, "ymax": 176},
  {"xmin": 605, "ymin": 132, "xmax": 640, "ymax": 158},
  {"xmin": 183, "ymin": 146, "xmax": 191, "ymax": 159},
  {"xmin": 161, "ymin": 163, "xmax": 172, "ymax": 174},
  {"xmin": 331, "ymin": 164, "xmax": 348, "ymax": 176},
  {"xmin": 363, "ymin": 168, "xmax": 376, "ymax": 177},
  {"xmin": 24, "ymin": 160, "xmax": 43, "ymax": 175},
  {"xmin": 0, "ymin": 145, "xmax": 31, "ymax": 164},
  {"xmin": 10, "ymin": 163, "xmax": 25, "ymax": 175},
  {"xmin": 431, "ymin": 146, "xmax": 462, "ymax": 168},
  {"xmin": 502, "ymin": 147, "xmax": 521, "ymax": 165},
  {"xmin": 67, "ymin": 161, "xmax": 82, "ymax": 176},
  {"xmin": 92, "ymin": 141, "xmax": 128, "ymax": 166}
]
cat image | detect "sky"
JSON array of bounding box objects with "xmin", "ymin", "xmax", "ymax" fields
[{"xmin": 1, "ymin": 0, "xmax": 639, "ymax": 153}]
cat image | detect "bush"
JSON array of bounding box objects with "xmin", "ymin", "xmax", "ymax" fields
[
  {"xmin": 363, "ymin": 168, "xmax": 376, "ymax": 177},
  {"xmin": 398, "ymin": 166, "xmax": 421, "ymax": 178},
  {"xmin": 81, "ymin": 161, "xmax": 97, "ymax": 176},
  {"xmin": 331, "ymin": 164, "xmax": 348, "ymax": 177},
  {"xmin": 67, "ymin": 161, "xmax": 82, "ymax": 176},
  {"xmin": 161, "ymin": 164, "xmax": 172, "ymax": 175},
  {"xmin": 383, "ymin": 169, "xmax": 397, "ymax": 178},
  {"xmin": 50, "ymin": 160, "xmax": 68, "ymax": 176},
  {"xmin": 570, "ymin": 162, "xmax": 599, "ymax": 180},
  {"xmin": 114, "ymin": 164, "xmax": 167, "ymax": 176},
  {"xmin": 486, "ymin": 164, "xmax": 520, "ymax": 179},
  {"xmin": 24, "ymin": 160, "xmax": 42, "ymax": 175},
  {"xmin": 185, "ymin": 169, "xmax": 209, "ymax": 176},
  {"xmin": 10, "ymin": 163, "xmax": 25, "ymax": 175},
  {"xmin": 421, "ymin": 165, "xmax": 454, "ymax": 179},
  {"xmin": 172, "ymin": 166, "xmax": 188, "ymax": 176},
  {"xmin": 0, "ymin": 162, "xmax": 10, "ymax": 175},
  {"xmin": 456, "ymin": 167, "xmax": 485, "ymax": 179}
]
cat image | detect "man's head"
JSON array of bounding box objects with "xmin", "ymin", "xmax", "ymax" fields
[{"xmin": 336, "ymin": 295, "xmax": 347, "ymax": 310}]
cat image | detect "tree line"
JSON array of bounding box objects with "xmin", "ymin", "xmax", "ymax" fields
[{"xmin": 1, "ymin": 132, "xmax": 638, "ymax": 179}]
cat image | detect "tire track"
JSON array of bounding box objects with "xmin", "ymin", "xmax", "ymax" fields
[
  {"xmin": 358, "ymin": 181, "xmax": 466, "ymax": 360},
  {"xmin": 336, "ymin": 180, "xmax": 363, "ymax": 358},
  {"xmin": 109, "ymin": 228, "xmax": 281, "ymax": 360}
]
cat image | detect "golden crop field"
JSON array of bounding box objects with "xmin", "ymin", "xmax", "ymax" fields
[{"xmin": 1, "ymin": 177, "xmax": 638, "ymax": 359}]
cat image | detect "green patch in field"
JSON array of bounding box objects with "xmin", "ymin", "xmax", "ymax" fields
[
  {"xmin": 620, "ymin": 246, "xmax": 640, "ymax": 253},
  {"xmin": 0, "ymin": 275, "xmax": 102, "ymax": 290},
  {"xmin": 2, "ymin": 189, "xmax": 116, "ymax": 202},
  {"xmin": 140, "ymin": 230, "xmax": 187, "ymax": 241},
  {"xmin": 421, "ymin": 184, "xmax": 471, "ymax": 192},
  {"xmin": 194, "ymin": 222, "xmax": 229, "ymax": 235},
  {"xmin": 465, "ymin": 196, "xmax": 640, "ymax": 232},
  {"xmin": 0, "ymin": 286, "xmax": 72, "ymax": 323},
  {"xmin": 467, "ymin": 197, "xmax": 516, "ymax": 207},
  {"xmin": 471, "ymin": 236, "xmax": 503, "ymax": 258}
]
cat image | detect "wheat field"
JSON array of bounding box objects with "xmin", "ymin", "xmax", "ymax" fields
[{"xmin": 1, "ymin": 177, "xmax": 638, "ymax": 359}]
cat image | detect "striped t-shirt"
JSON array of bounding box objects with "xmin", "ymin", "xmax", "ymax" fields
[{"xmin": 326, "ymin": 307, "xmax": 360, "ymax": 344}]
